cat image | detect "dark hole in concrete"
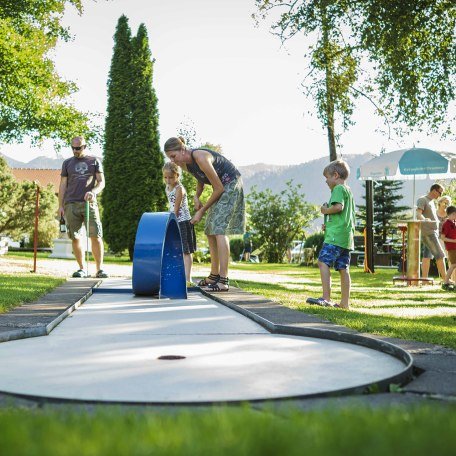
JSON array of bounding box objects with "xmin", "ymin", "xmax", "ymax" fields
[{"xmin": 157, "ymin": 355, "xmax": 186, "ymax": 360}]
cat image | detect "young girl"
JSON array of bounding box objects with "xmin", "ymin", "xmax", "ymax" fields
[{"xmin": 163, "ymin": 162, "xmax": 197, "ymax": 283}]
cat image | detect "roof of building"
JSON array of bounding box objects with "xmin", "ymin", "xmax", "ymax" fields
[{"xmin": 10, "ymin": 168, "xmax": 61, "ymax": 193}]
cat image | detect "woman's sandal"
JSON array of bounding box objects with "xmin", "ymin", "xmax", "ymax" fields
[
  {"xmin": 207, "ymin": 277, "xmax": 229, "ymax": 292},
  {"xmin": 197, "ymin": 274, "xmax": 220, "ymax": 287}
]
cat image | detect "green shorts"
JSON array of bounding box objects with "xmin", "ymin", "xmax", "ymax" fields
[
  {"xmin": 205, "ymin": 177, "xmax": 245, "ymax": 236},
  {"xmin": 64, "ymin": 201, "xmax": 103, "ymax": 240}
]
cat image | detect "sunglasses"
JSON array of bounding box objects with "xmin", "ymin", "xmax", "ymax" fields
[{"xmin": 72, "ymin": 145, "xmax": 85, "ymax": 151}]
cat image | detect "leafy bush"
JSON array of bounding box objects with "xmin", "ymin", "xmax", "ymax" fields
[
  {"xmin": 25, "ymin": 219, "xmax": 59, "ymax": 248},
  {"xmin": 304, "ymin": 231, "xmax": 325, "ymax": 255},
  {"xmin": 247, "ymin": 181, "xmax": 319, "ymax": 263},
  {"xmin": 230, "ymin": 236, "xmax": 244, "ymax": 261},
  {"xmin": 193, "ymin": 248, "xmax": 210, "ymax": 263}
]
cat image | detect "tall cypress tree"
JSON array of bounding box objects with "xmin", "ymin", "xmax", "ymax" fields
[
  {"xmin": 357, "ymin": 181, "xmax": 409, "ymax": 244},
  {"xmin": 102, "ymin": 15, "xmax": 133, "ymax": 254},
  {"xmin": 129, "ymin": 23, "xmax": 166, "ymax": 256},
  {"xmin": 103, "ymin": 17, "xmax": 165, "ymax": 258}
]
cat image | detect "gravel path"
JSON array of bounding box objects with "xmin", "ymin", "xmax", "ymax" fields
[
  {"xmin": 0, "ymin": 256, "xmax": 300, "ymax": 284},
  {"xmin": 0, "ymin": 256, "xmax": 132, "ymax": 278}
]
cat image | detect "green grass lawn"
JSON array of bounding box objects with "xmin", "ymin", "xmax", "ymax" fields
[
  {"xmin": 229, "ymin": 263, "xmax": 456, "ymax": 350},
  {"xmin": 0, "ymin": 405, "xmax": 455, "ymax": 455},
  {"xmin": 5, "ymin": 251, "xmax": 52, "ymax": 259},
  {"xmin": 0, "ymin": 274, "xmax": 65, "ymax": 314}
]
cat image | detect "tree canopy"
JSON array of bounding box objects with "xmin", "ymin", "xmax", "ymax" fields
[
  {"xmin": 0, "ymin": 0, "xmax": 97, "ymax": 145},
  {"xmin": 357, "ymin": 180, "xmax": 409, "ymax": 243},
  {"xmin": 254, "ymin": 0, "xmax": 456, "ymax": 160}
]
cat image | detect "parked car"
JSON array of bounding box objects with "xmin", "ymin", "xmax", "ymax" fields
[{"xmin": 290, "ymin": 242, "xmax": 305, "ymax": 263}]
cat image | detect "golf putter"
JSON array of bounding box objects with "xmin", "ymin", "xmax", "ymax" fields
[{"xmin": 85, "ymin": 200, "xmax": 90, "ymax": 277}]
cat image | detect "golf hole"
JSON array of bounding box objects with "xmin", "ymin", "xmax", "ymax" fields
[{"xmin": 157, "ymin": 355, "xmax": 186, "ymax": 360}]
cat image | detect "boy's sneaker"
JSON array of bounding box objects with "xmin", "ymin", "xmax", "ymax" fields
[
  {"xmin": 442, "ymin": 283, "xmax": 455, "ymax": 291},
  {"xmin": 306, "ymin": 297, "xmax": 343, "ymax": 308},
  {"xmin": 306, "ymin": 297, "xmax": 333, "ymax": 307},
  {"xmin": 72, "ymin": 269, "xmax": 87, "ymax": 278}
]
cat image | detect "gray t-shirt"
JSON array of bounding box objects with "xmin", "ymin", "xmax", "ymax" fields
[
  {"xmin": 416, "ymin": 195, "xmax": 438, "ymax": 235},
  {"xmin": 61, "ymin": 155, "xmax": 103, "ymax": 203}
]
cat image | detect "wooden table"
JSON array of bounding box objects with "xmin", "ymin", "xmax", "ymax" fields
[{"xmin": 393, "ymin": 220, "xmax": 434, "ymax": 286}]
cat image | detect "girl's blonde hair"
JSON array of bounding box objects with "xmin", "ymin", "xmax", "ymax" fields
[{"xmin": 162, "ymin": 161, "xmax": 181, "ymax": 178}]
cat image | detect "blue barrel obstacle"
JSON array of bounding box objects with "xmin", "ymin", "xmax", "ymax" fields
[
  {"xmin": 93, "ymin": 212, "xmax": 187, "ymax": 298},
  {"xmin": 132, "ymin": 212, "xmax": 187, "ymax": 299}
]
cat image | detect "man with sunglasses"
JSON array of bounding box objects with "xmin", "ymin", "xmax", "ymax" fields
[
  {"xmin": 416, "ymin": 183, "xmax": 446, "ymax": 280},
  {"xmin": 58, "ymin": 136, "xmax": 108, "ymax": 278}
]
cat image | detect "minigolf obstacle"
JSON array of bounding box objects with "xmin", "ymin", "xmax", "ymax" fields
[{"xmin": 132, "ymin": 212, "xmax": 187, "ymax": 299}]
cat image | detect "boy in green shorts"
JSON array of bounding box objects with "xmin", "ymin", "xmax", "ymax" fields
[{"xmin": 307, "ymin": 159, "xmax": 355, "ymax": 309}]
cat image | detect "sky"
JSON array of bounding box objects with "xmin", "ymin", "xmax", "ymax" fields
[{"xmin": 1, "ymin": 0, "xmax": 455, "ymax": 166}]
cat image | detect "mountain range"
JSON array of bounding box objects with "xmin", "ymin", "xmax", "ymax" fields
[
  {"xmin": 1, "ymin": 153, "xmax": 71, "ymax": 170},
  {"xmin": 1, "ymin": 151, "xmax": 434, "ymax": 209},
  {"xmin": 238, "ymin": 153, "xmax": 433, "ymax": 209}
]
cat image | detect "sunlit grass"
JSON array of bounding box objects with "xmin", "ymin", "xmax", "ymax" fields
[
  {"xmin": 5, "ymin": 251, "xmax": 51, "ymax": 259},
  {"xmin": 231, "ymin": 265, "xmax": 456, "ymax": 349},
  {"xmin": 0, "ymin": 405, "xmax": 455, "ymax": 455},
  {"xmin": 0, "ymin": 274, "xmax": 65, "ymax": 314}
]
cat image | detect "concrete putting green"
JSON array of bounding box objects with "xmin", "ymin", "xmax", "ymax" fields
[{"xmin": 0, "ymin": 279, "xmax": 411, "ymax": 404}]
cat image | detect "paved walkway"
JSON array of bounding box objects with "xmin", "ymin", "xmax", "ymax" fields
[{"xmin": 0, "ymin": 279, "xmax": 408, "ymax": 403}]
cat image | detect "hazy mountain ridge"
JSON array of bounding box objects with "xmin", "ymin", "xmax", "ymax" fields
[
  {"xmin": 238, "ymin": 163, "xmax": 290, "ymax": 179},
  {"xmin": 0, "ymin": 153, "xmax": 29, "ymax": 169},
  {"xmin": 0, "ymin": 153, "xmax": 98, "ymax": 169},
  {"xmin": 239, "ymin": 153, "xmax": 433, "ymax": 207},
  {"xmin": 2, "ymin": 151, "xmax": 433, "ymax": 208},
  {"xmin": 240, "ymin": 154, "xmax": 374, "ymax": 205}
]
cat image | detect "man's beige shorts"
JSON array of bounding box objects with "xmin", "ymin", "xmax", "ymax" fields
[
  {"xmin": 448, "ymin": 249, "xmax": 456, "ymax": 265},
  {"xmin": 64, "ymin": 201, "xmax": 103, "ymax": 240}
]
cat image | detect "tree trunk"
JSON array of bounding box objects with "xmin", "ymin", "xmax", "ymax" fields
[
  {"xmin": 322, "ymin": 5, "xmax": 338, "ymax": 162},
  {"xmin": 128, "ymin": 244, "xmax": 134, "ymax": 261},
  {"xmin": 324, "ymin": 50, "xmax": 337, "ymax": 162},
  {"xmin": 326, "ymin": 99, "xmax": 337, "ymax": 162}
]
